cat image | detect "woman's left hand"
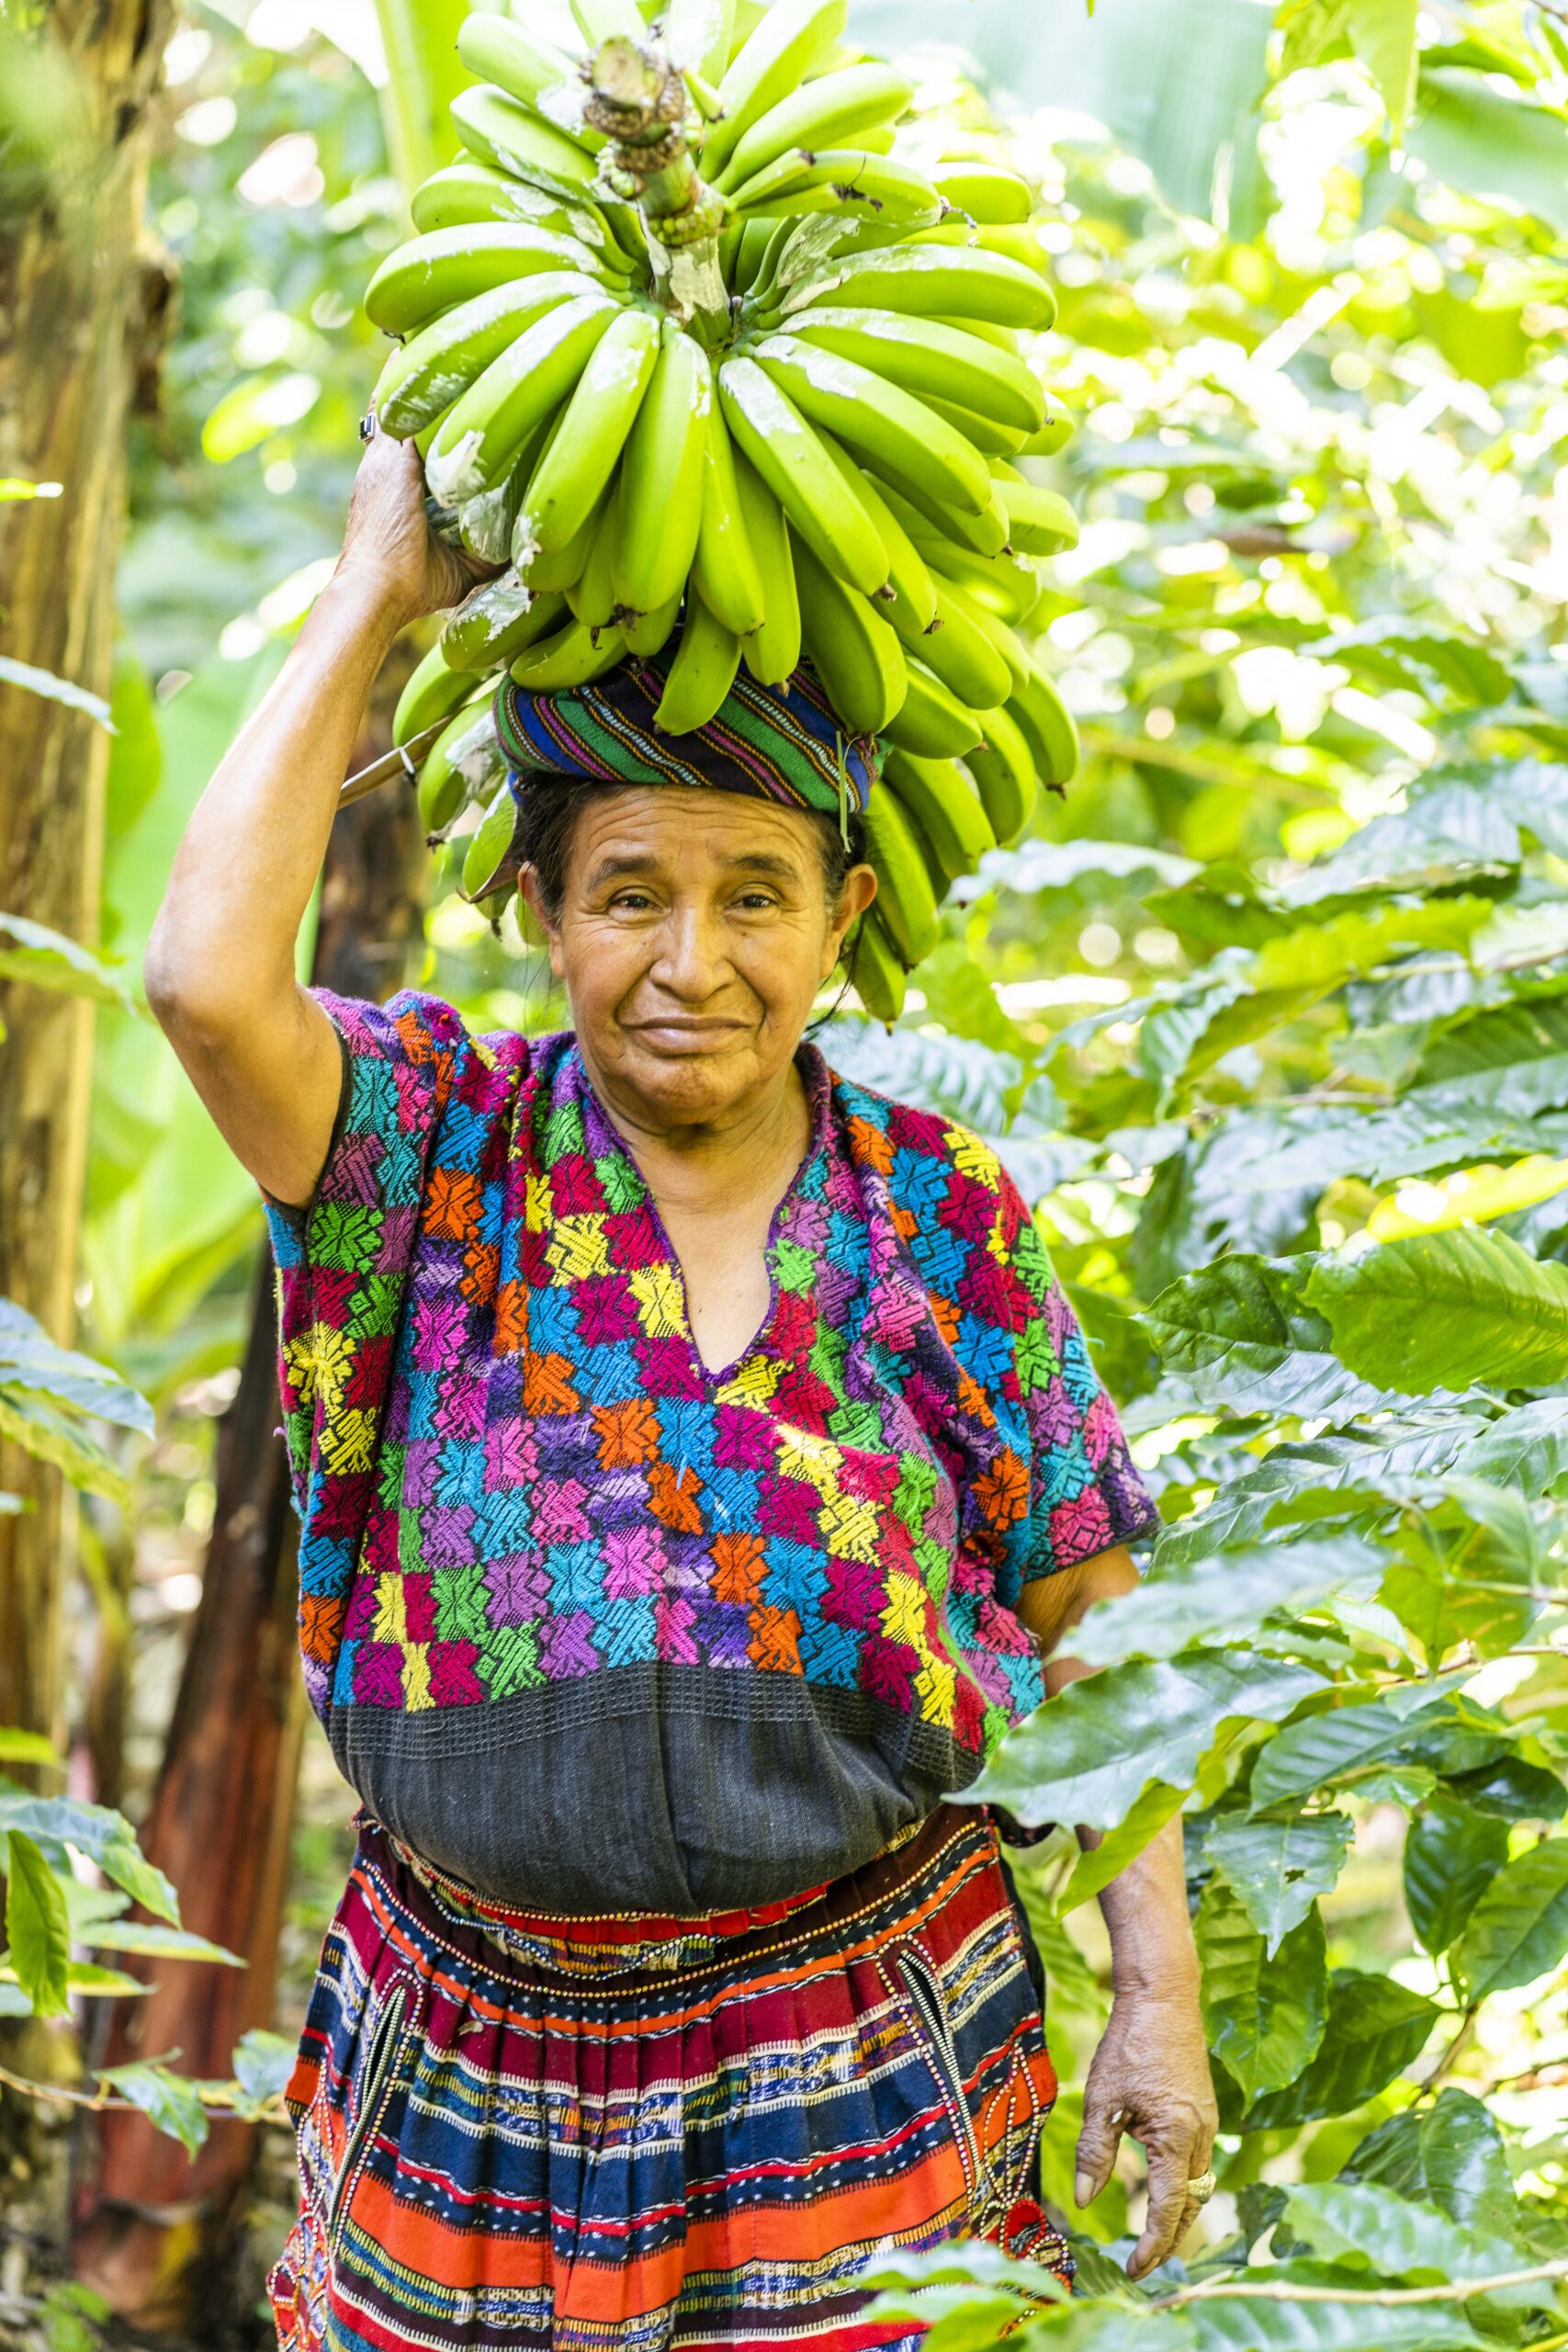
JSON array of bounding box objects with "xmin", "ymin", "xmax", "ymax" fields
[{"xmin": 1074, "ymin": 1984, "xmax": 1218, "ymax": 2279}]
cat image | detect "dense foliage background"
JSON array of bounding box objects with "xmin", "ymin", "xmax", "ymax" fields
[{"xmin": 3, "ymin": 0, "xmax": 1568, "ymax": 2345}]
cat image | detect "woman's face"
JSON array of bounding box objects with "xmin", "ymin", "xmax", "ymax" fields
[{"xmin": 526, "ymin": 786, "xmax": 876, "ymax": 1131}]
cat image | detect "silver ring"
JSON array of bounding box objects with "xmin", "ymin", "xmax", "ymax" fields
[
  {"xmin": 1187, "ymin": 2170, "xmax": 1217, "ymax": 2205},
  {"xmin": 359, "ymin": 407, "xmax": 378, "ymax": 442}
]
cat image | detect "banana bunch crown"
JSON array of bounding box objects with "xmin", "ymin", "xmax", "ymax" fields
[{"xmin": 372, "ymin": 0, "xmax": 1081, "ymax": 1015}]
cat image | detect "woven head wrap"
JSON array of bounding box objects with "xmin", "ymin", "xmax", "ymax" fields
[{"xmin": 493, "ymin": 643, "xmax": 883, "ymax": 829}]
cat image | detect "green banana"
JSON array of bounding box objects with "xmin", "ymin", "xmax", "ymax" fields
[
  {"xmin": 919, "ymin": 538, "xmax": 1041, "ymax": 627},
  {"xmin": 450, "ymin": 85, "xmax": 604, "ymax": 205},
  {"xmin": 394, "ymin": 641, "xmax": 476, "ymax": 748},
  {"xmin": 898, "ymin": 574, "xmax": 1013, "ymax": 710},
  {"xmin": 941, "ymin": 574, "xmax": 1029, "ymax": 695},
  {"xmin": 364, "ymin": 222, "xmax": 607, "ymax": 335},
  {"xmin": 456, "ymin": 15, "xmax": 597, "ymax": 141},
  {"xmin": 372, "ymin": 276, "xmax": 599, "ymax": 439},
  {"xmin": 426, "ymin": 293, "xmax": 617, "ymax": 505},
  {"xmin": 733, "ymin": 453, "xmax": 801, "ymax": 684},
  {"xmin": 784, "ymin": 307, "xmax": 1045, "ymax": 434},
  {"xmin": 934, "ymin": 316, "xmax": 1021, "ymax": 355},
  {"xmin": 881, "ymin": 661, "xmax": 984, "ymax": 758},
  {"xmin": 519, "ymin": 304, "xmax": 660, "ymax": 557},
  {"xmin": 411, "ymin": 159, "xmax": 600, "ymax": 235},
  {"xmin": 614, "ymin": 320, "xmax": 710, "ymax": 616},
  {"xmin": 1019, "ymin": 393, "xmax": 1074, "ymax": 458},
  {"xmin": 691, "ymin": 406, "xmax": 767, "ymax": 638},
  {"xmin": 930, "ymin": 163, "xmax": 1032, "ymax": 223},
  {"xmin": 417, "ymin": 700, "xmax": 500, "ymax": 834},
  {"xmin": 776, "ymin": 243, "xmax": 1055, "ymax": 332},
  {"xmin": 966, "ymin": 706, "xmax": 1036, "ymax": 844},
  {"xmin": 701, "ymin": 0, "xmax": 849, "ymax": 182},
  {"xmin": 463, "ymin": 786, "xmax": 523, "ymax": 903},
  {"xmin": 852, "ymin": 908, "xmax": 907, "ymax": 1024},
  {"xmin": 863, "ymin": 786, "xmax": 940, "ymax": 964},
  {"xmin": 919, "ymin": 394, "xmax": 1027, "ymax": 458},
  {"xmin": 715, "ymin": 62, "xmax": 913, "ymax": 192},
  {"xmin": 792, "ymin": 533, "xmax": 907, "ymax": 735},
  {"xmin": 444, "ymin": 573, "xmax": 567, "ymax": 672},
  {"xmin": 567, "ymin": 484, "xmax": 623, "ymax": 627},
  {"xmin": 511, "ymin": 616, "xmax": 629, "ymax": 690},
  {"xmin": 663, "ymin": 0, "xmax": 737, "ymax": 81},
  {"xmin": 752, "ymin": 334, "xmax": 991, "ymax": 521},
  {"xmin": 520, "ymin": 487, "xmax": 604, "ymax": 591},
  {"xmin": 1009, "ymin": 660, "xmax": 1079, "ymax": 788},
  {"xmin": 989, "ymin": 464, "xmax": 1080, "ymax": 555},
  {"xmin": 655, "ymin": 595, "xmax": 743, "ymax": 732},
  {"xmin": 728, "ymin": 153, "xmax": 940, "ymax": 223},
  {"xmin": 884, "ymin": 748, "xmax": 996, "ymax": 880},
  {"xmin": 572, "ymin": 0, "xmax": 647, "ymax": 41},
  {"xmin": 623, "ymin": 594, "xmax": 682, "ymax": 656},
  {"xmin": 731, "ymin": 216, "xmax": 782, "ymax": 295},
  {"xmin": 459, "ymin": 461, "xmax": 528, "ymax": 565},
  {"xmin": 814, "ymin": 432, "xmax": 935, "ymax": 633},
  {"xmin": 877, "ymin": 473, "xmax": 1010, "ymax": 560},
  {"xmin": 717, "ymin": 356, "xmax": 888, "ymax": 599}
]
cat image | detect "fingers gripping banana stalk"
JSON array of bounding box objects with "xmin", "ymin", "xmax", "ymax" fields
[{"xmin": 362, "ymin": 0, "xmax": 1085, "ymax": 968}]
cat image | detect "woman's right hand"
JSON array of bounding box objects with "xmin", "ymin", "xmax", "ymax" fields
[{"xmin": 334, "ymin": 414, "xmax": 503, "ymax": 630}]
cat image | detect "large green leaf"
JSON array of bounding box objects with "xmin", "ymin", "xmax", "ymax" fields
[
  {"xmin": 1198, "ymin": 1882, "xmax": 1328, "ymax": 2098},
  {"xmin": 1412, "ymin": 998, "xmax": 1568, "ymax": 1123},
  {"xmin": 1410, "ymin": 68, "xmax": 1568, "ymax": 237},
  {"xmin": 1227, "ymin": 1971, "xmax": 1440, "ymax": 2129},
  {"xmin": 0, "ymin": 910, "xmax": 136, "ymax": 1010},
  {"xmin": 1204, "ymin": 1806, "xmax": 1354, "ymax": 1954},
  {"xmin": 1143, "ymin": 1255, "xmax": 1406, "ymax": 1419},
  {"xmin": 0, "ymin": 1792, "xmax": 179, "ymax": 1924},
  {"xmin": 972, "ymin": 1652, "xmax": 1323, "ymax": 1830},
  {"xmin": 1280, "ymin": 2182, "xmax": 1532, "ymax": 2300},
  {"xmin": 1248, "ymin": 1690, "xmax": 1459, "ymax": 1812},
  {"xmin": 1404, "ymin": 1792, "xmax": 1511, "ymax": 1957},
  {"xmin": 4, "ymin": 1830, "xmax": 70, "ymax": 2017},
  {"xmin": 96, "ymin": 2061, "xmax": 209, "ymax": 2156},
  {"xmin": 0, "ymin": 1299, "xmax": 153, "ymax": 1434},
  {"xmin": 371, "ymin": 0, "xmax": 468, "ymax": 200},
  {"xmin": 1066, "ymin": 1540, "xmax": 1377, "ymax": 1667},
  {"xmin": 0, "ymin": 654, "xmax": 114, "ymax": 729},
  {"xmin": 1451, "ymin": 1837, "xmax": 1568, "ymax": 1997},
  {"xmin": 1303, "ymin": 1228, "xmax": 1568, "ymax": 1394},
  {"xmin": 0, "ymin": 1391, "xmax": 130, "ymax": 1507},
  {"xmin": 1186, "ymin": 2287, "xmax": 1478, "ymax": 2352},
  {"xmin": 1343, "ymin": 2090, "xmax": 1517, "ymax": 2237}
]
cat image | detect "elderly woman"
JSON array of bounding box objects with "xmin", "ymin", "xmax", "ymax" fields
[{"xmin": 149, "ymin": 426, "xmax": 1216, "ymax": 2352}]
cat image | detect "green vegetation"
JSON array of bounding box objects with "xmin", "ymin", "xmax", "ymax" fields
[{"xmin": 2, "ymin": 0, "xmax": 1566, "ymax": 2339}]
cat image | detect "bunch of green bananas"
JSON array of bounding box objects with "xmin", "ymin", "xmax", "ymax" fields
[{"xmin": 374, "ymin": 0, "xmax": 1081, "ymax": 1019}]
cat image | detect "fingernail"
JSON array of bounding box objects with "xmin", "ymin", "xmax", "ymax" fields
[{"xmin": 1074, "ymin": 2172, "xmax": 1092, "ymax": 2208}]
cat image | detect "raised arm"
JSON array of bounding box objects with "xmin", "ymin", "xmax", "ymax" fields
[
  {"xmin": 1016, "ymin": 1553, "xmax": 1218, "ymax": 2279},
  {"xmin": 145, "ymin": 426, "xmax": 487, "ymax": 1207}
]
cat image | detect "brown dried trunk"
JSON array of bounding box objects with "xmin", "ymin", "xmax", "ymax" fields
[
  {"xmin": 0, "ymin": 0, "xmax": 176, "ymax": 1746},
  {"xmin": 71, "ymin": 652, "xmax": 427, "ymax": 2335}
]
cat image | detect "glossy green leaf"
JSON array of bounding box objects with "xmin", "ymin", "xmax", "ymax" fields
[
  {"xmin": 1066, "ymin": 1541, "xmax": 1378, "ymax": 1668},
  {"xmin": 0, "ymin": 1299, "xmax": 154, "ymax": 1434},
  {"xmin": 1412, "ymin": 997, "xmax": 1568, "ymax": 1123},
  {"xmin": 1344, "ymin": 2090, "xmax": 1517, "ymax": 2237},
  {"xmin": 1182, "ymin": 2270, "xmax": 1478, "ymax": 2351},
  {"xmin": 1143, "ymin": 1255, "xmax": 1405, "ymax": 1419},
  {"xmin": 1229, "ymin": 1971, "xmax": 1440, "ymax": 2130},
  {"xmin": 1303, "ymin": 1228, "xmax": 1568, "ymax": 1395},
  {"xmin": 0, "ymin": 910, "xmax": 135, "ymax": 1009},
  {"xmin": 1404, "ymin": 1793, "xmax": 1511, "ymax": 1958},
  {"xmin": 1451, "ymin": 1837, "xmax": 1568, "ymax": 1997},
  {"xmin": 0, "ymin": 1792, "xmax": 180, "ymax": 1924},
  {"xmin": 1059, "ymin": 1781, "xmax": 1188, "ymax": 1912},
  {"xmin": 0, "ymin": 655, "xmax": 114, "ymax": 730},
  {"xmin": 1198, "ymin": 1882, "xmax": 1328, "ymax": 2098},
  {"xmin": 0, "ymin": 1726, "xmax": 60, "ymax": 1767},
  {"xmin": 230, "ymin": 2028, "xmax": 298, "ymax": 2120},
  {"xmin": 1248, "ymin": 1691, "xmax": 1456, "ymax": 1812},
  {"xmin": 1410, "ymin": 69, "xmax": 1568, "ymax": 237},
  {"xmin": 4, "ymin": 1830, "xmax": 71, "ymax": 2017},
  {"xmin": 1205, "ymin": 1807, "xmax": 1354, "ymax": 1954},
  {"xmin": 972, "ymin": 1652, "xmax": 1324, "ymax": 1830},
  {"xmin": 79, "ymin": 1919, "xmax": 243, "ymax": 1966},
  {"xmin": 96, "ymin": 2061, "xmax": 209, "ymax": 2156},
  {"xmin": 1280, "ymin": 2182, "xmax": 1532, "ymax": 2300}
]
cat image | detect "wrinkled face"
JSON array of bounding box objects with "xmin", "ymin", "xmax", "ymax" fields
[{"xmin": 526, "ymin": 786, "xmax": 875, "ymax": 1130}]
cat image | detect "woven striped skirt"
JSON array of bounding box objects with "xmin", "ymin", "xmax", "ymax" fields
[{"xmin": 268, "ymin": 1806, "xmax": 1068, "ymax": 2350}]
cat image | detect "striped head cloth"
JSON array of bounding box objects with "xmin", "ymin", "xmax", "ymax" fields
[{"xmin": 492, "ymin": 643, "xmax": 883, "ymax": 829}]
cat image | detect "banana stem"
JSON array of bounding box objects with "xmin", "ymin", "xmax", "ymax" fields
[{"xmin": 582, "ymin": 37, "xmax": 730, "ymax": 343}]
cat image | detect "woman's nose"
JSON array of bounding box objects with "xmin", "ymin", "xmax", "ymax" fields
[{"xmin": 648, "ymin": 903, "xmax": 731, "ymax": 1000}]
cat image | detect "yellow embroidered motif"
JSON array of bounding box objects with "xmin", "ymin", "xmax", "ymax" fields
[
  {"xmin": 716, "ymin": 1358, "xmax": 784, "ymax": 1408},
  {"xmin": 777, "ymin": 1427, "xmax": 844, "ymax": 1495},
  {"xmin": 285, "ymin": 1321, "xmax": 354, "ymax": 1414},
  {"xmin": 818, "ymin": 1489, "xmax": 881, "ymax": 1562},
  {"xmin": 371, "ymin": 1572, "xmax": 407, "ymax": 1645},
  {"xmin": 320, "ymin": 1407, "xmax": 377, "ymax": 1476},
  {"xmin": 946, "ymin": 1126, "xmax": 1002, "ymax": 1189},
  {"xmin": 914, "ymin": 1656, "xmax": 958, "ymax": 1728},
  {"xmin": 882, "ymin": 1571, "xmax": 932, "ymax": 1652},
  {"xmin": 629, "ymin": 1261, "xmax": 685, "ymax": 1337},
  {"xmin": 402, "ymin": 1644, "xmax": 434, "ymax": 1712},
  {"xmin": 546, "ymin": 1213, "xmax": 611, "ymax": 1283}
]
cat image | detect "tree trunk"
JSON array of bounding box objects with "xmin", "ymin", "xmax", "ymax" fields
[
  {"xmin": 0, "ymin": 0, "xmax": 176, "ymax": 1747},
  {"xmin": 71, "ymin": 649, "xmax": 427, "ymax": 2337}
]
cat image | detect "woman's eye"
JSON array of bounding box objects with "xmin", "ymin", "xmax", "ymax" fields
[
  {"xmin": 737, "ymin": 891, "xmax": 778, "ymax": 911},
  {"xmin": 608, "ymin": 890, "xmax": 655, "ymax": 911}
]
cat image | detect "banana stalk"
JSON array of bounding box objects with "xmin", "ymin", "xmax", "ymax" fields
[{"xmin": 581, "ymin": 37, "xmax": 729, "ymax": 341}]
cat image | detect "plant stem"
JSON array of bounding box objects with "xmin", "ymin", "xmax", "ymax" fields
[
  {"xmin": 1153, "ymin": 2257, "xmax": 1568, "ymax": 2311},
  {"xmin": 582, "ymin": 38, "xmax": 730, "ymax": 342}
]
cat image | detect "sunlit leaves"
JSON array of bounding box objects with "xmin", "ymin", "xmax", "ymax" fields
[
  {"xmin": 1198, "ymin": 1882, "xmax": 1328, "ymax": 2097},
  {"xmin": 1143, "ymin": 1255, "xmax": 1404, "ymax": 1419},
  {"xmin": 1066, "ymin": 1542, "xmax": 1376, "ymax": 1668},
  {"xmin": 1280, "ymin": 2182, "xmax": 1530, "ymax": 2299},
  {"xmin": 1403, "ymin": 1793, "xmax": 1510, "ymax": 1957},
  {"xmin": 1450, "ymin": 1838, "xmax": 1568, "ymax": 1998},
  {"xmin": 96, "ymin": 2062, "xmax": 209, "ymax": 2157},
  {"xmin": 1344, "ymin": 2090, "xmax": 1517, "ymax": 2237},
  {"xmin": 1205, "ymin": 1806, "xmax": 1354, "ymax": 1953},
  {"xmin": 3, "ymin": 1831, "xmax": 70, "ymax": 2017},
  {"xmin": 1303, "ymin": 1229, "xmax": 1568, "ymax": 1394},
  {"xmin": 1224, "ymin": 1972, "xmax": 1440, "ymax": 2129},
  {"xmin": 0, "ymin": 911, "xmax": 136, "ymax": 1008}
]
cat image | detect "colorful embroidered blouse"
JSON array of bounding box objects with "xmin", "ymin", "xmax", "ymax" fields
[{"xmin": 266, "ymin": 990, "xmax": 1156, "ymax": 1913}]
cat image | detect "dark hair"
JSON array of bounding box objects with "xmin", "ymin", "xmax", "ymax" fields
[{"xmin": 515, "ymin": 774, "xmax": 867, "ymax": 919}]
